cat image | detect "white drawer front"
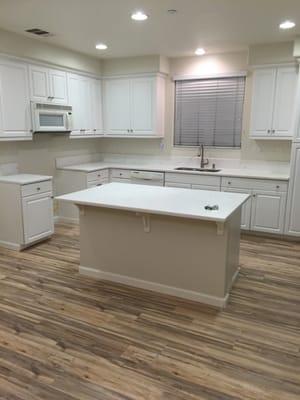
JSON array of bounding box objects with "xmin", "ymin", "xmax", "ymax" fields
[
  {"xmin": 165, "ymin": 182, "xmax": 192, "ymax": 189},
  {"xmin": 87, "ymin": 180, "xmax": 108, "ymax": 188},
  {"xmin": 221, "ymin": 177, "xmax": 288, "ymax": 192},
  {"xmin": 165, "ymin": 173, "xmax": 221, "ymax": 187},
  {"xmin": 192, "ymin": 184, "xmax": 220, "ymax": 191},
  {"xmin": 110, "ymin": 169, "xmax": 131, "ymax": 179},
  {"xmin": 87, "ymin": 169, "xmax": 109, "ymax": 182},
  {"xmin": 21, "ymin": 180, "xmax": 53, "ymax": 197}
]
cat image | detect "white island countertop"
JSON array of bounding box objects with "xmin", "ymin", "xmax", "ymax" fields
[
  {"xmin": 0, "ymin": 174, "xmax": 52, "ymax": 185},
  {"xmin": 56, "ymin": 182, "xmax": 250, "ymax": 223}
]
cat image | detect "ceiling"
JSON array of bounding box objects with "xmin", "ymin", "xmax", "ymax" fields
[{"xmin": 0, "ymin": 0, "xmax": 299, "ymax": 59}]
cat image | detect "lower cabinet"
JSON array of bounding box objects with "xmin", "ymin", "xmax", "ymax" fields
[
  {"xmin": 22, "ymin": 191, "xmax": 54, "ymax": 243},
  {"xmin": 221, "ymin": 177, "xmax": 288, "ymax": 234},
  {"xmin": 251, "ymin": 191, "xmax": 287, "ymax": 234},
  {"xmin": 0, "ymin": 178, "xmax": 54, "ymax": 250}
]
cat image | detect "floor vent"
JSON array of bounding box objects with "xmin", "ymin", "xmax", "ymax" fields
[{"xmin": 25, "ymin": 28, "xmax": 54, "ymax": 37}]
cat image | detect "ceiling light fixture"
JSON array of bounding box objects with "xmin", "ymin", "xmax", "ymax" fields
[
  {"xmin": 279, "ymin": 20, "xmax": 296, "ymax": 30},
  {"xmin": 195, "ymin": 48, "xmax": 206, "ymax": 56},
  {"xmin": 131, "ymin": 11, "xmax": 148, "ymax": 21},
  {"xmin": 95, "ymin": 43, "xmax": 108, "ymax": 50}
]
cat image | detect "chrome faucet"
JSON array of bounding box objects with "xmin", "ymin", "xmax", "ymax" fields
[{"xmin": 198, "ymin": 144, "xmax": 209, "ymax": 169}]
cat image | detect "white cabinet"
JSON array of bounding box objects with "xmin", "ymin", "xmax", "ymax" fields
[
  {"xmin": 250, "ymin": 66, "xmax": 297, "ymax": 139},
  {"xmin": 90, "ymin": 79, "xmax": 103, "ymax": 135},
  {"xmin": 22, "ymin": 191, "xmax": 54, "ymax": 243},
  {"xmin": 103, "ymin": 75, "xmax": 165, "ymax": 136},
  {"xmin": 104, "ymin": 79, "xmax": 131, "ymax": 134},
  {"xmin": 221, "ymin": 177, "xmax": 288, "ymax": 234},
  {"xmin": 285, "ymin": 144, "xmax": 300, "ymax": 236},
  {"xmin": 0, "ymin": 60, "xmax": 31, "ymax": 140},
  {"xmin": 251, "ymin": 191, "xmax": 286, "ymax": 234},
  {"xmin": 29, "ymin": 65, "xmax": 68, "ymax": 104},
  {"xmin": 68, "ymin": 73, "xmax": 102, "ymax": 137},
  {"xmin": 165, "ymin": 173, "xmax": 221, "ymax": 191},
  {"xmin": 0, "ymin": 178, "xmax": 54, "ymax": 250}
]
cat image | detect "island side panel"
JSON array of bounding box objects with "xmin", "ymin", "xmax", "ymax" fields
[
  {"xmin": 224, "ymin": 207, "xmax": 242, "ymax": 294},
  {"xmin": 79, "ymin": 206, "xmax": 235, "ymax": 306}
]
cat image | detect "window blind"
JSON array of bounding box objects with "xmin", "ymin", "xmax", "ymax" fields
[{"xmin": 174, "ymin": 76, "xmax": 245, "ymax": 148}]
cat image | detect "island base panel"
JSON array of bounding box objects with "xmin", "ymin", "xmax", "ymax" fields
[{"xmin": 79, "ymin": 207, "xmax": 241, "ymax": 308}]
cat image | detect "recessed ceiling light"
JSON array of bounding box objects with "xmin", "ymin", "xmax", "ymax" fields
[
  {"xmin": 131, "ymin": 11, "xmax": 148, "ymax": 21},
  {"xmin": 279, "ymin": 20, "xmax": 296, "ymax": 30},
  {"xmin": 195, "ymin": 48, "xmax": 206, "ymax": 56},
  {"xmin": 95, "ymin": 43, "xmax": 108, "ymax": 50}
]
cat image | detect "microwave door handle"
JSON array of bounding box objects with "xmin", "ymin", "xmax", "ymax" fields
[{"xmin": 66, "ymin": 113, "xmax": 72, "ymax": 131}]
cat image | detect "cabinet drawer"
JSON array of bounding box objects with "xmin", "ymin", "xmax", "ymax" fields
[
  {"xmin": 87, "ymin": 169, "xmax": 109, "ymax": 182},
  {"xmin": 165, "ymin": 182, "xmax": 191, "ymax": 189},
  {"xmin": 192, "ymin": 184, "xmax": 220, "ymax": 191},
  {"xmin": 87, "ymin": 180, "xmax": 108, "ymax": 188},
  {"xmin": 110, "ymin": 169, "xmax": 131, "ymax": 179},
  {"xmin": 21, "ymin": 180, "xmax": 52, "ymax": 197},
  {"xmin": 221, "ymin": 177, "xmax": 288, "ymax": 192},
  {"xmin": 165, "ymin": 173, "xmax": 221, "ymax": 187}
]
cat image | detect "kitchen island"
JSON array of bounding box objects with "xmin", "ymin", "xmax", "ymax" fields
[{"xmin": 57, "ymin": 183, "xmax": 249, "ymax": 308}]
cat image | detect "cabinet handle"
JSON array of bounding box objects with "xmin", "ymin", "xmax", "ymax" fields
[
  {"xmin": 276, "ymin": 185, "xmax": 280, "ymax": 189},
  {"xmin": 272, "ymin": 130, "xmax": 275, "ymax": 134},
  {"xmin": 228, "ymin": 181, "xmax": 231, "ymax": 185},
  {"xmin": 253, "ymin": 194, "xmax": 256, "ymax": 198},
  {"xmin": 37, "ymin": 187, "xmax": 41, "ymax": 191},
  {"xmin": 267, "ymin": 129, "xmax": 271, "ymax": 134}
]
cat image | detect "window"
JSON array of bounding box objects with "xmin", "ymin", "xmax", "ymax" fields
[{"xmin": 174, "ymin": 75, "xmax": 246, "ymax": 148}]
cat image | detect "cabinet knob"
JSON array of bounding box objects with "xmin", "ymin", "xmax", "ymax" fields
[
  {"xmin": 253, "ymin": 194, "xmax": 256, "ymax": 198},
  {"xmin": 276, "ymin": 185, "xmax": 280, "ymax": 189},
  {"xmin": 228, "ymin": 181, "xmax": 231, "ymax": 185},
  {"xmin": 267, "ymin": 129, "xmax": 271, "ymax": 133},
  {"xmin": 272, "ymin": 130, "xmax": 275, "ymax": 134},
  {"xmin": 37, "ymin": 187, "xmax": 41, "ymax": 191}
]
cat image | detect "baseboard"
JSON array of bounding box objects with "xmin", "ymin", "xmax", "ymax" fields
[
  {"xmin": 54, "ymin": 216, "xmax": 79, "ymax": 224},
  {"xmin": 0, "ymin": 240, "xmax": 22, "ymax": 251},
  {"xmin": 79, "ymin": 265, "xmax": 228, "ymax": 308}
]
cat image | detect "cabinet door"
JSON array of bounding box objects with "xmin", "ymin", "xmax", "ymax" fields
[
  {"xmin": 251, "ymin": 191, "xmax": 286, "ymax": 234},
  {"xmin": 48, "ymin": 69, "xmax": 68, "ymax": 104},
  {"xmin": 250, "ymin": 68, "xmax": 276, "ymax": 137},
  {"xmin": 22, "ymin": 193, "xmax": 54, "ymax": 244},
  {"xmin": 0, "ymin": 61, "xmax": 31, "ymax": 138},
  {"xmin": 223, "ymin": 188, "xmax": 252, "ymax": 230},
  {"xmin": 29, "ymin": 65, "xmax": 49, "ymax": 102},
  {"xmin": 131, "ymin": 78, "xmax": 154, "ymax": 135},
  {"xmin": 272, "ymin": 67, "xmax": 297, "ymax": 138},
  {"xmin": 68, "ymin": 73, "xmax": 92, "ymax": 135},
  {"xmin": 285, "ymin": 144, "xmax": 300, "ymax": 236},
  {"xmin": 90, "ymin": 79, "xmax": 103, "ymax": 135},
  {"xmin": 104, "ymin": 79, "xmax": 131, "ymax": 134}
]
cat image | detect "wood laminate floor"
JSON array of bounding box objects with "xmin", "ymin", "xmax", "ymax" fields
[{"xmin": 0, "ymin": 223, "xmax": 299, "ymax": 400}]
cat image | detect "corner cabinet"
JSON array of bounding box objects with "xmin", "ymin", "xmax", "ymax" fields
[
  {"xmin": 250, "ymin": 66, "xmax": 298, "ymax": 139},
  {"xmin": 103, "ymin": 75, "xmax": 165, "ymax": 137},
  {"xmin": 0, "ymin": 59, "xmax": 32, "ymax": 140}
]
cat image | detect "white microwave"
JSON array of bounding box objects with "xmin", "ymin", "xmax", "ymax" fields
[{"xmin": 31, "ymin": 102, "xmax": 73, "ymax": 133}]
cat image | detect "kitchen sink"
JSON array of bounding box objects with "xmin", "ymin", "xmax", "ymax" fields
[{"xmin": 174, "ymin": 167, "xmax": 221, "ymax": 173}]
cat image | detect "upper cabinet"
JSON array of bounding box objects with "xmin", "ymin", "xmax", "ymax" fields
[
  {"xmin": 0, "ymin": 59, "xmax": 32, "ymax": 140},
  {"xmin": 67, "ymin": 73, "xmax": 103, "ymax": 137},
  {"xmin": 29, "ymin": 65, "xmax": 68, "ymax": 105},
  {"xmin": 250, "ymin": 66, "xmax": 298, "ymax": 140},
  {"xmin": 103, "ymin": 75, "xmax": 165, "ymax": 137}
]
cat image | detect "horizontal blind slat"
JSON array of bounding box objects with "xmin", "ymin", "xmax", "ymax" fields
[{"xmin": 175, "ymin": 76, "xmax": 245, "ymax": 147}]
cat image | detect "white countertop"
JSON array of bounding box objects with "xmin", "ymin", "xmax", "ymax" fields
[
  {"xmin": 56, "ymin": 182, "xmax": 250, "ymax": 222},
  {"xmin": 0, "ymin": 174, "xmax": 52, "ymax": 185},
  {"xmin": 57, "ymin": 161, "xmax": 290, "ymax": 181}
]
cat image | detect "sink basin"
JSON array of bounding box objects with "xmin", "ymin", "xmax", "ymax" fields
[{"xmin": 175, "ymin": 167, "xmax": 221, "ymax": 173}]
